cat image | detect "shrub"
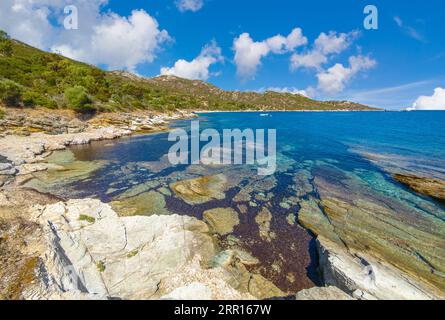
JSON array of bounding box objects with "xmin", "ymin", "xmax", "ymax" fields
[
  {"xmin": 64, "ymin": 86, "xmax": 94, "ymax": 112},
  {"xmin": 22, "ymin": 91, "xmax": 40, "ymax": 107},
  {"xmin": 96, "ymin": 261, "xmax": 106, "ymax": 273},
  {"xmin": 127, "ymin": 250, "xmax": 138, "ymax": 258},
  {"xmin": 22, "ymin": 91, "xmax": 57, "ymax": 109},
  {"xmin": 0, "ymin": 79, "xmax": 22, "ymax": 106},
  {"xmin": 79, "ymin": 214, "xmax": 95, "ymax": 224},
  {"xmin": 0, "ymin": 107, "xmax": 5, "ymax": 119}
]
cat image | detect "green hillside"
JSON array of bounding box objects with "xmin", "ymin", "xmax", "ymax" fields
[{"xmin": 0, "ymin": 31, "xmax": 378, "ymax": 113}]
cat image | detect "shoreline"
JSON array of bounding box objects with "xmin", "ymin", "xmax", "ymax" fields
[
  {"xmin": 195, "ymin": 109, "xmax": 385, "ymax": 113},
  {"xmin": 1, "ymin": 109, "xmax": 444, "ymax": 300}
]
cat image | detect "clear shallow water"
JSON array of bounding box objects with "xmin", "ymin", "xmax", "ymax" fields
[
  {"xmin": 73, "ymin": 110, "xmax": 445, "ymax": 181},
  {"xmin": 27, "ymin": 111, "xmax": 445, "ymax": 294}
]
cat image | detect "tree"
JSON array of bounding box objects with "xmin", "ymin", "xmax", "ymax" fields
[
  {"xmin": 0, "ymin": 30, "xmax": 12, "ymax": 57},
  {"xmin": 64, "ymin": 86, "xmax": 94, "ymax": 112},
  {"xmin": 0, "ymin": 79, "xmax": 22, "ymax": 106},
  {"xmin": 0, "ymin": 30, "xmax": 10, "ymax": 42},
  {"xmin": 0, "ymin": 41, "xmax": 12, "ymax": 57}
]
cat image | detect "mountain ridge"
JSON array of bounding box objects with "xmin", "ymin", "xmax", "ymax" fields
[{"xmin": 0, "ymin": 32, "xmax": 380, "ymax": 113}]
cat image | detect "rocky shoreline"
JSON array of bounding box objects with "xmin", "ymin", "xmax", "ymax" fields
[{"xmin": 1, "ymin": 109, "xmax": 444, "ymax": 300}]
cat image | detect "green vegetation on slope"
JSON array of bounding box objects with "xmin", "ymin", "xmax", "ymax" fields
[{"xmin": 0, "ymin": 31, "xmax": 377, "ymax": 113}]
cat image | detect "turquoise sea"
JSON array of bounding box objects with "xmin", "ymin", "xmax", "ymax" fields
[{"xmin": 27, "ymin": 111, "xmax": 445, "ymax": 293}]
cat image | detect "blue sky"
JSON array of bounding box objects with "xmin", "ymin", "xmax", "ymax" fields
[{"xmin": 1, "ymin": 0, "xmax": 445, "ymax": 109}]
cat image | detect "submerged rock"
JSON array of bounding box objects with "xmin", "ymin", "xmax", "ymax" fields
[
  {"xmin": 233, "ymin": 175, "xmax": 277, "ymax": 203},
  {"xmin": 255, "ymin": 207, "xmax": 275, "ymax": 242},
  {"xmin": 293, "ymin": 169, "xmax": 314, "ymax": 197},
  {"xmin": 203, "ymin": 207, "xmax": 240, "ymax": 236},
  {"xmin": 212, "ymin": 249, "xmax": 260, "ymax": 268},
  {"xmin": 22, "ymin": 150, "xmax": 106, "ymax": 196},
  {"xmin": 393, "ymin": 173, "xmax": 445, "ymax": 204},
  {"xmin": 114, "ymin": 180, "xmax": 161, "ymax": 199},
  {"xmin": 212, "ymin": 255, "xmax": 284, "ymax": 299},
  {"xmin": 111, "ymin": 191, "xmax": 170, "ymax": 217},
  {"xmin": 0, "ymin": 127, "xmax": 132, "ymax": 166},
  {"xmin": 298, "ymin": 196, "xmax": 342, "ymax": 246},
  {"xmin": 286, "ymin": 213, "xmax": 296, "ymax": 226},
  {"xmin": 171, "ymin": 174, "xmax": 227, "ymax": 205},
  {"xmin": 247, "ymin": 274, "xmax": 284, "ymax": 300}
]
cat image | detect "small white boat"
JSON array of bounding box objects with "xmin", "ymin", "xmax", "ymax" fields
[{"xmin": 260, "ymin": 113, "xmax": 270, "ymax": 117}]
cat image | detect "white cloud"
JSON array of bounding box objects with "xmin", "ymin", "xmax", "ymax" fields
[
  {"xmin": 409, "ymin": 88, "xmax": 445, "ymax": 110},
  {"xmin": 291, "ymin": 31, "xmax": 358, "ymax": 71},
  {"xmin": 55, "ymin": 8, "xmax": 170, "ymax": 72},
  {"xmin": 265, "ymin": 35, "xmax": 288, "ymax": 54},
  {"xmin": 176, "ymin": 0, "xmax": 204, "ymax": 12},
  {"xmin": 314, "ymin": 31, "xmax": 358, "ymax": 55},
  {"xmin": 290, "ymin": 51, "xmax": 327, "ymax": 71},
  {"xmin": 317, "ymin": 55, "xmax": 376, "ymax": 95},
  {"xmin": 160, "ymin": 41, "xmax": 223, "ymax": 80},
  {"xmin": 262, "ymin": 87, "xmax": 309, "ymax": 97},
  {"xmin": 233, "ymin": 28, "xmax": 307, "ymax": 79},
  {"xmin": 233, "ymin": 33, "xmax": 270, "ymax": 80},
  {"xmin": 286, "ymin": 28, "xmax": 308, "ymax": 51},
  {"xmin": 266, "ymin": 28, "xmax": 307, "ymax": 54},
  {"xmin": 0, "ymin": 0, "xmax": 56, "ymax": 48},
  {"xmin": 394, "ymin": 16, "xmax": 425, "ymax": 42},
  {"xmin": 90, "ymin": 10, "xmax": 168, "ymax": 70},
  {"xmin": 0, "ymin": 1, "xmax": 170, "ymax": 72}
]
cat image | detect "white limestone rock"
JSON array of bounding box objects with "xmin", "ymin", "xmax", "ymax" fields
[
  {"xmin": 29, "ymin": 199, "xmax": 250, "ymax": 300},
  {"xmin": 160, "ymin": 283, "xmax": 213, "ymax": 300},
  {"xmin": 295, "ymin": 286, "xmax": 353, "ymax": 300}
]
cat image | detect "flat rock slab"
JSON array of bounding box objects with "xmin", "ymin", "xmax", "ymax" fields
[
  {"xmin": 203, "ymin": 207, "xmax": 240, "ymax": 235},
  {"xmin": 171, "ymin": 174, "xmax": 227, "ymax": 205}
]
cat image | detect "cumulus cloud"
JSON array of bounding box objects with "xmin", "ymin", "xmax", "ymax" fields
[
  {"xmin": 0, "ymin": 1, "xmax": 170, "ymax": 72},
  {"xmin": 160, "ymin": 41, "xmax": 223, "ymax": 80},
  {"xmin": 291, "ymin": 31, "xmax": 358, "ymax": 71},
  {"xmin": 233, "ymin": 28, "xmax": 307, "ymax": 79},
  {"xmin": 265, "ymin": 28, "xmax": 307, "ymax": 54},
  {"xmin": 409, "ymin": 88, "xmax": 445, "ymax": 110},
  {"xmin": 314, "ymin": 31, "xmax": 358, "ymax": 55},
  {"xmin": 290, "ymin": 51, "xmax": 327, "ymax": 71},
  {"xmin": 0, "ymin": 0, "xmax": 57, "ymax": 48},
  {"xmin": 176, "ymin": 0, "xmax": 204, "ymax": 12},
  {"xmin": 233, "ymin": 33, "xmax": 270, "ymax": 80},
  {"xmin": 262, "ymin": 87, "xmax": 309, "ymax": 97},
  {"xmin": 54, "ymin": 10, "xmax": 170, "ymax": 71},
  {"xmin": 316, "ymin": 55, "xmax": 376, "ymax": 95}
]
